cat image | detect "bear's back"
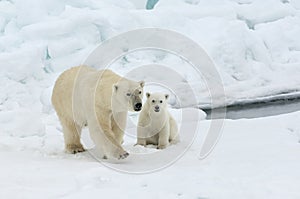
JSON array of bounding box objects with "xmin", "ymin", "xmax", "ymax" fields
[{"xmin": 52, "ymin": 66, "xmax": 95, "ymax": 117}]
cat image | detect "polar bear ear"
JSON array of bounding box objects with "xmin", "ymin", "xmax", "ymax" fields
[
  {"xmin": 113, "ymin": 84, "xmax": 118, "ymax": 92},
  {"xmin": 139, "ymin": 81, "xmax": 145, "ymax": 87},
  {"xmin": 165, "ymin": 94, "xmax": 169, "ymax": 99},
  {"xmin": 146, "ymin": 92, "xmax": 151, "ymax": 98}
]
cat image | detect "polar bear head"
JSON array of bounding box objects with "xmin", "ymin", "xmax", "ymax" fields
[
  {"xmin": 145, "ymin": 92, "xmax": 169, "ymax": 113},
  {"xmin": 113, "ymin": 79, "xmax": 145, "ymax": 112}
]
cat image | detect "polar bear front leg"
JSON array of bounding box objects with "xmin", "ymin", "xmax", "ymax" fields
[
  {"xmin": 89, "ymin": 119, "xmax": 128, "ymax": 159},
  {"xmin": 136, "ymin": 125, "xmax": 147, "ymax": 146},
  {"xmin": 98, "ymin": 113, "xmax": 129, "ymax": 159},
  {"xmin": 157, "ymin": 124, "xmax": 170, "ymax": 149},
  {"xmin": 111, "ymin": 112, "xmax": 127, "ymax": 145}
]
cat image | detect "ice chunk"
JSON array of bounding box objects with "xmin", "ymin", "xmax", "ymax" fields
[{"xmin": 146, "ymin": 0, "xmax": 159, "ymax": 9}]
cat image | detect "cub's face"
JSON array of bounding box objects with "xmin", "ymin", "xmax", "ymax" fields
[
  {"xmin": 113, "ymin": 80, "xmax": 145, "ymax": 112},
  {"xmin": 146, "ymin": 92, "xmax": 169, "ymax": 113}
]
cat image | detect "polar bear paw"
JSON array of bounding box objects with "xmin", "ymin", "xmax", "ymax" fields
[
  {"xmin": 157, "ymin": 145, "xmax": 167, "ymax": 149},
  {"xmin": 66, "ymin": 144, "xmax": 85, "ymax": 154},
  {"xmin": 110, "ymin": 147, "xmax": 129, "ymax": 159},
  {"xmin": 118, "ymin": 151, "xmax": 129, "ymax": 159}
]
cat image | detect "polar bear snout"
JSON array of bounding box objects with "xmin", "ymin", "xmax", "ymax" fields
[
  {"xmin": 154, "ymin": 105, "xmax": 160, "ymax": 112},
  {"xmin": 134, "ymin": 102, "xmax": 142, "ymax": 111}
]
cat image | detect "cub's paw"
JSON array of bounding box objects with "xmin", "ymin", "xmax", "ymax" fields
[
  {"xmin": 65, "ymin": 144, "xmax": 85, "ymax": 154},
  {"xmin": 170, "ymin": 138, "xmax": 180, "ymax": 145},
  {"xmin": 157, "ymin": 144, "xmax": 168, "ymax": 149},
  {"xmin": 134, "ymin": 143, "xmax": 146, "ymax": 147}
]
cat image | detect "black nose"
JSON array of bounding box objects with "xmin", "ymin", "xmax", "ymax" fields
[
  {"xmin": 135, "ymin": 103, "xmax": 142, "ymax": 109},
  {"xmin": 155, "ymin": 105, "xmax": 159, "ymax": 110}
]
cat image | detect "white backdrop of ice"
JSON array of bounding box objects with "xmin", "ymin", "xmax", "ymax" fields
[{"xmin": 0, "ymin": 0, "xmax": 299, "ymax": 108}]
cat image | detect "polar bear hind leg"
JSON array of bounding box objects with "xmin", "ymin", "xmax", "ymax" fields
[
  {"xmin": 60, "ymin": 117, "xmax": 85, "ymax": 154},
  {"xmin": 157, "ymin": 124, "xmax": 170, "ymax": 149},
  {"xmin": 169, "ymin": 116, "xmax": 179, "ymax": 144}
]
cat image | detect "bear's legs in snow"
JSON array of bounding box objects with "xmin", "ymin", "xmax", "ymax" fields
[
  {"xmin": 111, "ymin": 112, "xmax": 127, "ymax": 145},
  {"xmin": 60, "ymin": 117, "xmax": 85, "ymax": 154},
  {"xmin": 136, "ymin": 137, "xmax": 147, "ymax": 146},
  {"xmin": 157, "ymin": 124, "xmax": 170, "ymax": 149},
  {"xmin": 89, "ymin": 112, "xmax": 129, "ymax": 159},
  {"xmin": 169, "ymin": 117, "xmax": 179, "ymax": 144}
]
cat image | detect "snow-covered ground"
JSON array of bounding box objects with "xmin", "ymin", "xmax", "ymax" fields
[
  {"xmin": 1, "ymin": 0, "xmax": 300, "ymax": 198},
  {"xmin": 1, "ymin": 109, "xmax": 300, "ymax": 199}
]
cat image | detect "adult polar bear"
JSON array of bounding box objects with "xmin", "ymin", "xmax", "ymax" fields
[{"xmin": 52, "ymin": 66, "xmax": 144, "ymax": 159}]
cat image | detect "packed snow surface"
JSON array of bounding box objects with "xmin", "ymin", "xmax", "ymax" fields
[{"xmin": 1, "ymin": 109, "xmax": 300, "ymax": 198}]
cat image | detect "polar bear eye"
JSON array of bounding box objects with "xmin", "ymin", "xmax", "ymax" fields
[
  {"xmin": 160, "ymin": 100, "xmax": 163, "ymax": 103},
  {"xmin": 152, "ymin": 100, "xmax": 155, "ymax": 103},
  {"xmin": 126, "ymin": 93, "xmax": 131, "ymax": 97},
  {"xmin": 139, "ymin": 91, "xmax": 142, "ymax": 94}
]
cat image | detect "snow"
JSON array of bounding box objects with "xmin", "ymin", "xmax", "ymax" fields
[
  {"xmin": 1, "ymin": 0, "xmax": 300, "ymax": 198},
  {"xmin": 1, "ymin": 110, "xmax": 300, "ymax": 198},
  {"xmin": 1, "ymin": 0, "xmax": 299, "ymax": 107}
]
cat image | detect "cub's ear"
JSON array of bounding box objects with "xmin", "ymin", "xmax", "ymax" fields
[
  {"xmin": 113, "ymin": 84, "xmax": 118, "ymax": 92},
  {"xmin": 165, "ymin": 94, "xmax": 169, "ymax": 99},
  {"xmin": 146, "ymin": 92, "xmax": 151, "ymax": 98},
  {"xmin": 139, "ymin": 81, "xmax": 145, "ymax": 87}
]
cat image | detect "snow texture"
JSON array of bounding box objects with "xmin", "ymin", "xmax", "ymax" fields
[{"xmin": 0, "ymin": 0, "xmax": 300, "ymax": 198}]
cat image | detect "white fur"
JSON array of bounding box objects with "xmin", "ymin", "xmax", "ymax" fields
[
  {"xmin": 52, "ymin": 65, "xmax": 144, "ymax": 159},
  {"xmin": 136, "ymin": 92, "xmax": 179, "ymax": 149}
]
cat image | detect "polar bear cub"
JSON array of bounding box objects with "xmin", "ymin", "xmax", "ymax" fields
[{"xmin": 136, "ymin": 92, "xmax": 179, "ymax": 149}]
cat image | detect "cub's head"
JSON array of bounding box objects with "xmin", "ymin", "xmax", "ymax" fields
[
  {"xmin": 113, "ymin": 80, "xmax": 145, "ymax": 112},
  {"xmin": 146, "ymin": 92, "xmax": 169, "ymax": 113}
]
